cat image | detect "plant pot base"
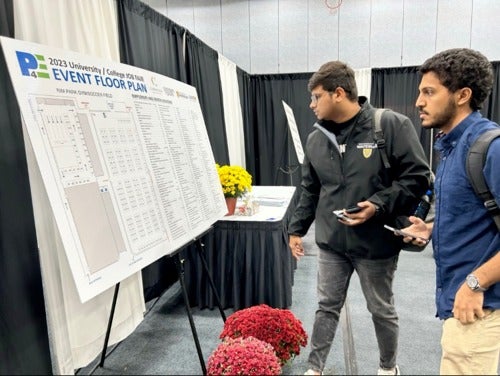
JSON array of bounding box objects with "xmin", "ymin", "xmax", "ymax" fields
[{"xmin": 225, "ymin": 197, "xmax": 237, "ymax": 216}]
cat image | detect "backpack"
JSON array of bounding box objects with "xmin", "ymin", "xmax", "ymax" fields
[
  {"xmin": 372, "ymin": 108, "xmax": 431, "ymax": 252},
  {"xmin": 466, "ymin": 128, "xmax": 500, "ymax": 231},
  {"xmin": 374, "ymin": 109, "xmax": 500, "ymax": 232}
]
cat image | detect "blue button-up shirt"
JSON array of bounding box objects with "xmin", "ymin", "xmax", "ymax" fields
[{"xmin": 433, "ymin": 111, "xmax": 500, "ymax": 319}]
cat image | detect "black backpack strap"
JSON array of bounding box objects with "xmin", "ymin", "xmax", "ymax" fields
[
  {"xmin": 466, "ymin": 128, "xmax": 500, "ymax": 231},
  {"xmin": 373, "ymin": 108, "xmax": 391, "ymax": 169}
]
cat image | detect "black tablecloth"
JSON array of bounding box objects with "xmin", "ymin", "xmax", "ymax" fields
[{"xmin": 182, "ymin": 188, "xmax": 299, "ymax": 311}]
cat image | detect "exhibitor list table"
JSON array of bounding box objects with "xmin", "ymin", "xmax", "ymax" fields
[{"xmin": 182, "ymin": 186, "xmax": 299, "ymax": 310}]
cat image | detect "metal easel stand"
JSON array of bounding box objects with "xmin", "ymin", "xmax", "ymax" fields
[
  {"xmin": 277, "ymin": 164, "xmax": 300, "ymax": 186},
  {"xmin": 98, "ymin": 229, "xmax": 226, "ymax": 375}
]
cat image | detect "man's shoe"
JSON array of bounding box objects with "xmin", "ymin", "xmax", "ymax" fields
[
  {"xmin": 377, "ymin": 365, "xmax": 400, "ymax": 375},
  {"xmin": 304, "ymin": 369, "xmax": 322, "ymax": 375}
]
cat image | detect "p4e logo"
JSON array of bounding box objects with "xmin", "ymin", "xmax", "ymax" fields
[{"xmin": 15, "ymin": 51, "xmax": 50, "ymax": 79}]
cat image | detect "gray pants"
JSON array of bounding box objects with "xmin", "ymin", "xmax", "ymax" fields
[{"xmin": 308, "ymin": 248, "xmax": 399, "ymax": 372}]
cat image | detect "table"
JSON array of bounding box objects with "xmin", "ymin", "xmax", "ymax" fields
[{"xmin": 182, "ymin": 186, "xmax": 299, "ymax": 311}]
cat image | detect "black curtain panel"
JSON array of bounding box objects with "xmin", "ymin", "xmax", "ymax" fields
[
  {"xmin": 370, "ymin": 66, "xmax": 432, "ymax": 163},
  {"xmin": 236, "ymin": 66, "xmax": 256, "ymax": 176},
  {"xmin": 184, "ymin": 33, "xmax": 229, "ymax": 165},
  {"xmin": 117, "ymin": 0, "xmax": 187, "ymax": 83},
  {"xmin": 0, "ymin": 1, "xmax": 52, "ymax": 374},
  {"xmin": 481, "ymin": 61, "xmax": 500, "ymax": 124},
  {"xmin": 245, "ymin": 73, "xmax": 315, "ymax": 186},
  {"xmin": 371, "ymin": 64, "xmax": 500, "ymax": 172}
]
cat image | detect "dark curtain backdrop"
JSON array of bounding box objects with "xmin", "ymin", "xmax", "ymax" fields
[
  {"xmin": 370, "ymin": 66, "xmax": 434, "ymax": 167},
  {"xmin": 117, "ymin": 0, "xmax": 187, "ymax": 83},
  {"xmin": 236, "ymin": 67, "xmax": 255, "ymax": 177},
  {"xmin": 184, "ymin": 33, "xmax": 229, "ymax": 165},
  {"xmin": 242, "ymin": 73, "xmax": 315, "ymax": 186},
  {"xmin": 481, "ymin": 61, "xmax": 500, "ymax": 124},
  {"xmin": 118, "ymin": 0, "xmax": 229, "ymax": 165},
  {"xmin": 0, "ymin": 0, "xmax": 52, "ymax": 374},
  {"xmin": 371, "ymin": 64, "xmax": 500, "ymax": 171}
]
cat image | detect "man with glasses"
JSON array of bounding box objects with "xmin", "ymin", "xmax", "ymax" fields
[{"xmin": 288, "ymin": 61, "xmax": 431, "ymax": 375}]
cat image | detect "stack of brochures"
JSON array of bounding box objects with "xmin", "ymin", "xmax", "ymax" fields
[{"xmin": 255, "ymin": 197, "xmax": 287, "ymax": 207}]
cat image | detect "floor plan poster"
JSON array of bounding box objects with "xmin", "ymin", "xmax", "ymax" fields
[{"xmin": 0, "ymin": 36, "xmax": 227, "ymax": 303}]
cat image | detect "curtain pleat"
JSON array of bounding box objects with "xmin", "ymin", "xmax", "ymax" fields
[
  {"xmin": 370, "ymin": 66, "xmax": 434, "ymax": 168},
  {"xmin": 185, "ymin": 33, "xmax": 229, "ymax": 165},
  {"xmin": 237, "ymin": 67, "xmax": 256, "ymax": 179},
  {"xmin": 481, "ymin": 61, "xmax": 500, "ymax": 125},
  {"xmin": 243, "ymin": 73, "xmax": 315, "ymax": 186},
  {"xmin": 371, "ymin": 64, "xmax": 500, "ymax": 171},
  {"xmin": 117, "ymin": 0, "xmax": 187, "ymax": 83}
]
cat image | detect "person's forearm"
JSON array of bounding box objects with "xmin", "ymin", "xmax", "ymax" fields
[{"xmin": 472, "ymin": 251, "xmax": 500, "ymax": 289}]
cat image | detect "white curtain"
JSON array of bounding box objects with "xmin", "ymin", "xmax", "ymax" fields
[
  {"xmin": 355, "ymin": 68, "xmax": 372, "ymax": 101},
  {"xmin": 218, "ymin": 54, "xmax": 246, "ymax": 167},
  {"xmin": 13, "ymin": 0, "xmax": 145, "ymax": 373}
]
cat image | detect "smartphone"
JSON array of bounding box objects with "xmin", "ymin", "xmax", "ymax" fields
[
  {"xmin": 333, "ymin": 210, "xmax": 353, "ymax": 222},
  {"xmin": 345, "ymin": 206, "xmax": 362, "ymax": 214},
  {"xmin": 383, "ymin": 224, "xmax": 428, "ymax": 242}
]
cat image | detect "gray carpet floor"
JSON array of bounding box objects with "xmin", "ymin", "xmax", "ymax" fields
[{"xmin": 77, "ymin": 223, "xmax": 443, "ymax": 375}]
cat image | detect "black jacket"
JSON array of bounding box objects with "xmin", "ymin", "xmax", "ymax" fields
[{"xmin": 288, "ymin": 97, "xmax": 431, "ymax": 259}]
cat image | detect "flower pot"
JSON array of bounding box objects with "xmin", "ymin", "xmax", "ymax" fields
[{"xmin": 225, "ymin": 197, "xmax": 237, "ymax": 216}]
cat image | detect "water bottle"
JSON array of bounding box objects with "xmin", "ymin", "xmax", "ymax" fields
[{"xmin": 414, "ymin": 189, "xmax": 432, "ymax": 220}]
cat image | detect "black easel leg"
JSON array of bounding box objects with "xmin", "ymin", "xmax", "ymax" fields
[
  {"xmin": 195, "ymin": 239, "xmax": 226, "ymax": 322},
  {"xmin": 174, "ymin": 253, "xmax": 207, "ymax": 375},
  {"xmin": 99, "ymin": 282, "xmax": 120, "ymax": 368}
]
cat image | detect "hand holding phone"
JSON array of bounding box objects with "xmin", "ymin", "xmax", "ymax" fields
[
  {"xmin": 345, "ymin": 206, "xmax": 362, "ymax": 214},
  {"xmin": 383, "ymin": 224, "xmax": 429, "ymax": 243},
  {"xmin": 333, "ymin": 210, "xmax": 353, "ymax": 222},
  {"xmin": 333, "ymin": 205, "xmax": 362, "ymax": 222}
]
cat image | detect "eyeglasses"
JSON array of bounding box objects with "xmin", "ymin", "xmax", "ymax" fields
[{"xmin": 310, "ymin": 91, "xmax": 331, "ymax": 104}]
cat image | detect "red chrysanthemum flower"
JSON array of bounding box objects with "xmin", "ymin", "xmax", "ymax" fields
[
  {"xmin": 207, "ymin": 336, "xmax": 281, "ymax": 375},
  {"xmin": 219, "ymin": 304, "xmax": 308, "ymax": 365}
]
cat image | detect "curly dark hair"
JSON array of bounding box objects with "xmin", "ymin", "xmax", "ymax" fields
[
  {"xmin": 419, "ymin": 48, "xmax": 493, "ymax": 111},
  {"xmin": 308, "ymin": 61, "xmax": 358, "ymax": 101}
]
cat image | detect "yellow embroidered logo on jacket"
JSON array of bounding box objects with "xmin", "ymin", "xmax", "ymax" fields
[
  {"xmin": 357, "ymin": 143, "xmax": 376, "ymax": 159},
  {"xmin": 362, "ymin": 148, "xmax": 373, "ymax": 158}
]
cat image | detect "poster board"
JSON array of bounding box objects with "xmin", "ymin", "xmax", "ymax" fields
[
  {"xmin": 282, "ymin": 100, "xmax": 304, "ymax": 164},
  {"xmin": 0, "ymin": 36, "xmax": 227, "ymax": 303}
]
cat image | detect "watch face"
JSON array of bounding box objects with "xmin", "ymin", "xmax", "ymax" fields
[{"xmin": 466, "ymin": 274, "xmax": 479, "ymax": 290}]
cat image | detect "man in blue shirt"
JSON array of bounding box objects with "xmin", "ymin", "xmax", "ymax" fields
[{"xmin": 403, "ymin": 48, "xmax": 500, "ymax": 374}]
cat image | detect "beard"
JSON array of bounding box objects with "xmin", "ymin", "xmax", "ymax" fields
[{"xmin": 420, "ymin": 97, "xmax": 457, "ymax": 130}]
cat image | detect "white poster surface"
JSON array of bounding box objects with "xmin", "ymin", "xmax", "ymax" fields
[
  {"xmin": 282, "ymin": 100, "xmax": 304, "ymax": 164},
  {"xmin": 0, "ymin": 36, "xmax": 227, "ymax": 303}
]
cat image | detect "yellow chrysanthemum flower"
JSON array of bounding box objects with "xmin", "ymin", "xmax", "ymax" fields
[{"xmin": 216, "ymin": 164, "xmax": 252, "ymax": 198}]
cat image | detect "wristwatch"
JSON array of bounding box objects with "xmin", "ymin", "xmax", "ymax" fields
[{"xmin": 465, "ymin": 274, "xmax": 487, "ymax": 292}]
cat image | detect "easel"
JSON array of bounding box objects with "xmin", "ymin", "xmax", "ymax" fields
[
  {"xmin": 277, "ymin": 164, "xmax": 300, "ymax": 186},
  {"xmin": 98, "ymin": 227, "xmax": 226, "ymax": 375},
  {"xmin": 276, "ymin": 129, "xmax": 302, "ymax": 187}
]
